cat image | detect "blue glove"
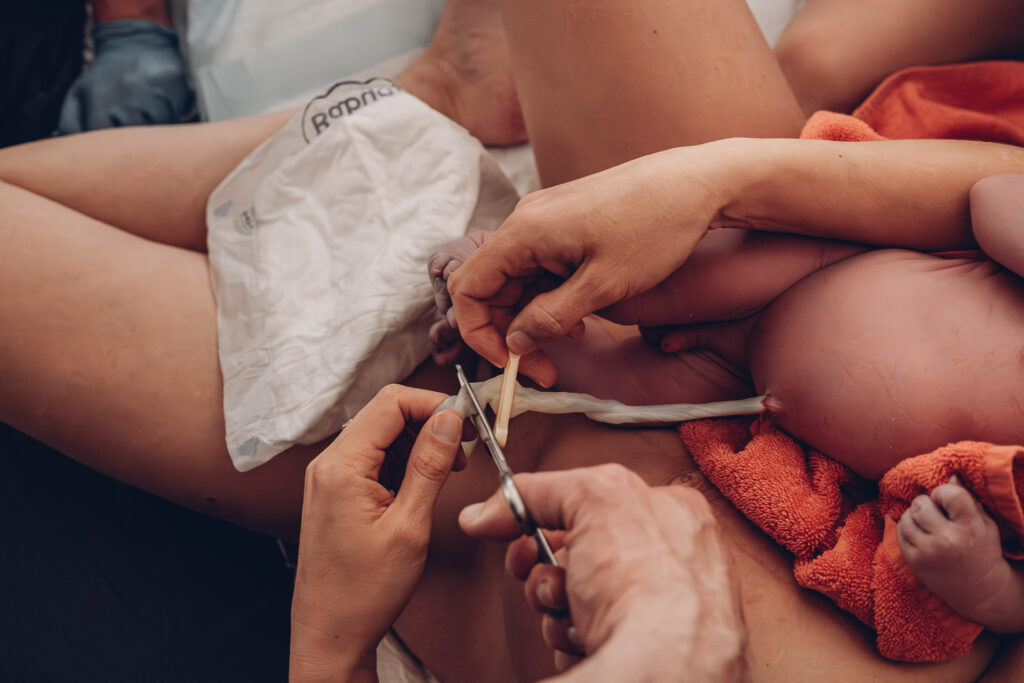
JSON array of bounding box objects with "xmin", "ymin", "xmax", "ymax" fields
[{"xmin": 57, "ymin": 19, "xmax": 193, "ymax": 134}]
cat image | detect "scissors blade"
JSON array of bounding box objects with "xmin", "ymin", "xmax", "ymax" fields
[
  {"xmin": 455, "ymin": 364, "xmax": 558, "ymax": 566},
  {"xmin": 455, "ymin": 364, "xmax": 513, "ymax": 477}
]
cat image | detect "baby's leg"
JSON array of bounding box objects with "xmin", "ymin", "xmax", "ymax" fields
[
  {"xmin": 600, "ymin": 229, "xmax": 865, "ymax": 328},
  {"xmin": 971, "ymin": 174, "xmax": 1024, "ymax": 278},
  {"xmin": 898, "ymin": 477, "xmax": 1024, "ymax": 633},
  {"xmin": 776, "ymin": 0, "xmax": 1024, "ymax": 115}
]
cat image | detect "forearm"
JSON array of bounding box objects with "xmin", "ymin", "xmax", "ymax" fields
[
  {"xmin": 709, "ymin": 137, "xmax": 1024, "ymax": 251},
  {"xmin": 92, "ymin": 0, "xmax": 170, "ymax": 25}
]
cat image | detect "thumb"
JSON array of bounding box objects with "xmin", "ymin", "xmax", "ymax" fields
[
  {"xmin": 391, "ymin": 410, "xmax": 464, "ymax": 525},
  {"xmin": 507, "ymin": 265, "xmax": 624, "ymax": 356}
]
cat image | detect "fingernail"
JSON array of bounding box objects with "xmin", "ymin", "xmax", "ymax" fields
[
  {"xmin": 507, "ymin": 330, "xmax": 537, "ymax": 355},
  {"xmin": 459, "ymin": 502, "xmax": 484, "ymax": 524},
  {"xmin": 433, "ymin": 411, "xmax": 462, "ymax": 444},
  {"xmin": 566, "ymin": 626, "xmax": 583, "ymax": 650},
  {"xmin": 538, "ymin": 581, "xmax": 556, "ymax": 609}
]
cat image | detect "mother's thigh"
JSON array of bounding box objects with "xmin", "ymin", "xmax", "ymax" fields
[
  {"xmin": 0, "ymin": 180, "xmax": 314, "ymax": 538},
  {"xmin": 501, "ymin": 0, "xmax": 804, "ymax": 186}
]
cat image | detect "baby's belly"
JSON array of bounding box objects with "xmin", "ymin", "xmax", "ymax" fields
[{"xmin": 749, "ymin": 249, "xmax": 1024, "ymax": 480}]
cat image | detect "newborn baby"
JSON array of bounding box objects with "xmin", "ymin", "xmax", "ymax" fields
[{"xmin": 429, "ymin": 174, "xmax": 1024, "ymax": 635}]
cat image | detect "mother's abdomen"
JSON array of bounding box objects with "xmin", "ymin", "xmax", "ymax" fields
[{"xmin": 748, "ymin": 249, "xmax": 1024, "ymax": 480}]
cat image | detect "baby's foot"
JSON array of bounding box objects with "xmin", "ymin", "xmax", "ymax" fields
[
  {"xmin": 428, "ymin": 230, "xmax": 492, "ymax": 364},
  {"xmin": 396, "ymin": 0, "xmax": 526, "ymax": 145},
  {"xmin": 898, "ymin": 476, "xmax": 1024, "ymax": 632}
]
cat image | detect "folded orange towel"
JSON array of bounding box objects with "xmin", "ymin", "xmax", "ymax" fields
[
  {"xmin": 801, "ymin": 60, "xmax": 1024, "ymax": 145},
  {"xmin": 679, "ymin": 417, "xmax": 1024, "ymax": 662}
]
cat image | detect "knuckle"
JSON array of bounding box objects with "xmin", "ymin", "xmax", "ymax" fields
[
  {"xmin": 586, "ymin": 463, "xmax": 643, "ymax": 493},
  {"xmin": 528, "ymin": 299, "xmax": 573, "ymax": 337},
  {"xmin": 376, "ymin": 383, "xmax": 404, "ymax": 402},
  {"xmin": 667, "ymin": 484, "xmax": 714, "ymax": 515},
  {"xmin": 304, "ymin": 457, "xmax": 343, "ymax": 492},
  {"xmin": 409, "ymin": 447, "xmax": 452, "ymax": 482},
  {"xmin": 587, "ymin": 270, "xmax": 629, "ymax": 306}
]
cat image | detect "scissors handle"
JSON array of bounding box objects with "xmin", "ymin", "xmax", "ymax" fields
[{"xmin": 501, "ymin": 475, "xmax": 558, "ymax": 566}]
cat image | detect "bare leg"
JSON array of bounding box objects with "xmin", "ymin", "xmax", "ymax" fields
[
  {"xmin": 0, "ymin": 177, "xmax": 315, "ymax": 538},
  {"xmin": 500, "ymin": 0, "xmax": 804, "ymax": 185},
  {"xmin": 398, "ymin": 0, "xmax": 526, "ymax": 146},
  {"xmin": 0, "ymin": 8, "xmax": 522, "ymax": 535},
  {"xmin": 0, "ymin": 111, "xmax": 292, "ymax": 251},
  {"xmin": 776, "ymin": 0, "xmax": 1024, "ymax": 115}
]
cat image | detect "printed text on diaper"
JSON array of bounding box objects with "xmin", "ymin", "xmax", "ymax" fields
[{"xmin": 301, "ymin": 78, "xmax": 402, "ymax": 143}]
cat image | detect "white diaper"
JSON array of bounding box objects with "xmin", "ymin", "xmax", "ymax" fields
[{"xmin": 207, "ymin": 78, "xmax": 518, "ymax": 471}]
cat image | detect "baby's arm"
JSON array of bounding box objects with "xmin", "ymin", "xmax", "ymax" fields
[
  {"xmin": 898, "ymin": 477, "xmax": 1024, "ymax": 633},
  {"xmin": 600, "ymin": 227, "xmax": 864, "ymax": 327},
  {"xmin": 971, "ymin": 174, "xmax": 1024, "ymax": 278}
]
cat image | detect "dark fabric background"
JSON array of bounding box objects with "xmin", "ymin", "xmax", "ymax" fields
[
  {"xmin": 0, "ymin": 1, "xmax": 86, "ymax": 147},
  {"xmin": 0, "ymin": 424, "xmax": 294, "ymax": 682}
]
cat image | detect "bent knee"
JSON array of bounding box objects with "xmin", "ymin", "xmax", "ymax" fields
[
  {"xmin": 971, "ymin": 174, "xmax": 1024, "ymax": 277},
  {"xmin": 775, "ymin": 26, "xmax": 874, "ymax": 115}
]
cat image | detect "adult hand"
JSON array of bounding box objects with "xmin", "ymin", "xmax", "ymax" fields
[
  {"xmin": 57, "ymin": 19, "xmax": 193, "ymax": 134},
  {"xmin": 290, "ymin": 385, "xmax": 470, "ymax": 681},
  {"xmin": 459, "ymin": 464, "xmax": 746, "ymax": 682},
  {"xmin": 447, "ymin": 145, "xmax": 734, "ymax": 386}
]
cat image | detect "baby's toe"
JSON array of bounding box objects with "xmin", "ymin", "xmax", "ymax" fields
[
  {"xmin": 931, "ymin": 481, "xmax": 982, "ymax": 522},
  {"xmin": 897, "ymin": 510, "xmax": 928, "ymax": 558},
  {"xmin": 908, "ymin": 493, "xmax": 948, "ymax": 534}
]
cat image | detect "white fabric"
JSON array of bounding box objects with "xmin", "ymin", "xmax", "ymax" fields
[
  {"xmin": 181, "ymin": 0, "xmax": 445, "ymax": 121},
  {"xmin": 440, "ymin": 377, "xmax": 767, "ymax": 425},
  {"xmin": 207, "ymin": 80, "xmax": 518, "ymax": 471},
  {"xmin": 377, "ymin": 631, "xmax": 439, "ymax": 683}
]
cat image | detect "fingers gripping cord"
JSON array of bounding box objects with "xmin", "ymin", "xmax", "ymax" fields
[{"xmin": 437, "ymin": 376, "xmax": 767, "ymax": 426}]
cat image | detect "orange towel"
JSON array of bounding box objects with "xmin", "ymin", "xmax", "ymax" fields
[
  {"xmin": 800, "ymin": 60, "xmax": 1024, "ymax": 145},
  {"xmin": 679, "ymin": 418, "xmax": 1024, "ymax": 662}
]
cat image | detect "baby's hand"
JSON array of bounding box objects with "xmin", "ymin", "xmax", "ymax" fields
[
  {"xmin": 428, "ymin": 231, "xmax": 492, "ymax": 364},
  {"xmin": 898, "ymin": 475, "xmax": 1023, "ymax": 631}
]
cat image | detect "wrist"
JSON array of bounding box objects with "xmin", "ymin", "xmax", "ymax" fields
[
  {"xmin": 604, "ymin": 600, "xmax": 744, "ymax": 682},
  {"xmin": 290, "ymin": 637, "xmax": 378, "ymax": 682},
  {"xmin": 290, "ymin": 597, "xmax": 380, "ymax": 682},
  {"xmin": 706, "ymin": 137, "xmax": 789, "ymax": 231}
]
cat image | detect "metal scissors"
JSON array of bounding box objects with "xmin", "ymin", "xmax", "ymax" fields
[{"xmin": 455, "ymin": 364, "xmax": 558, "ymax": 566}]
